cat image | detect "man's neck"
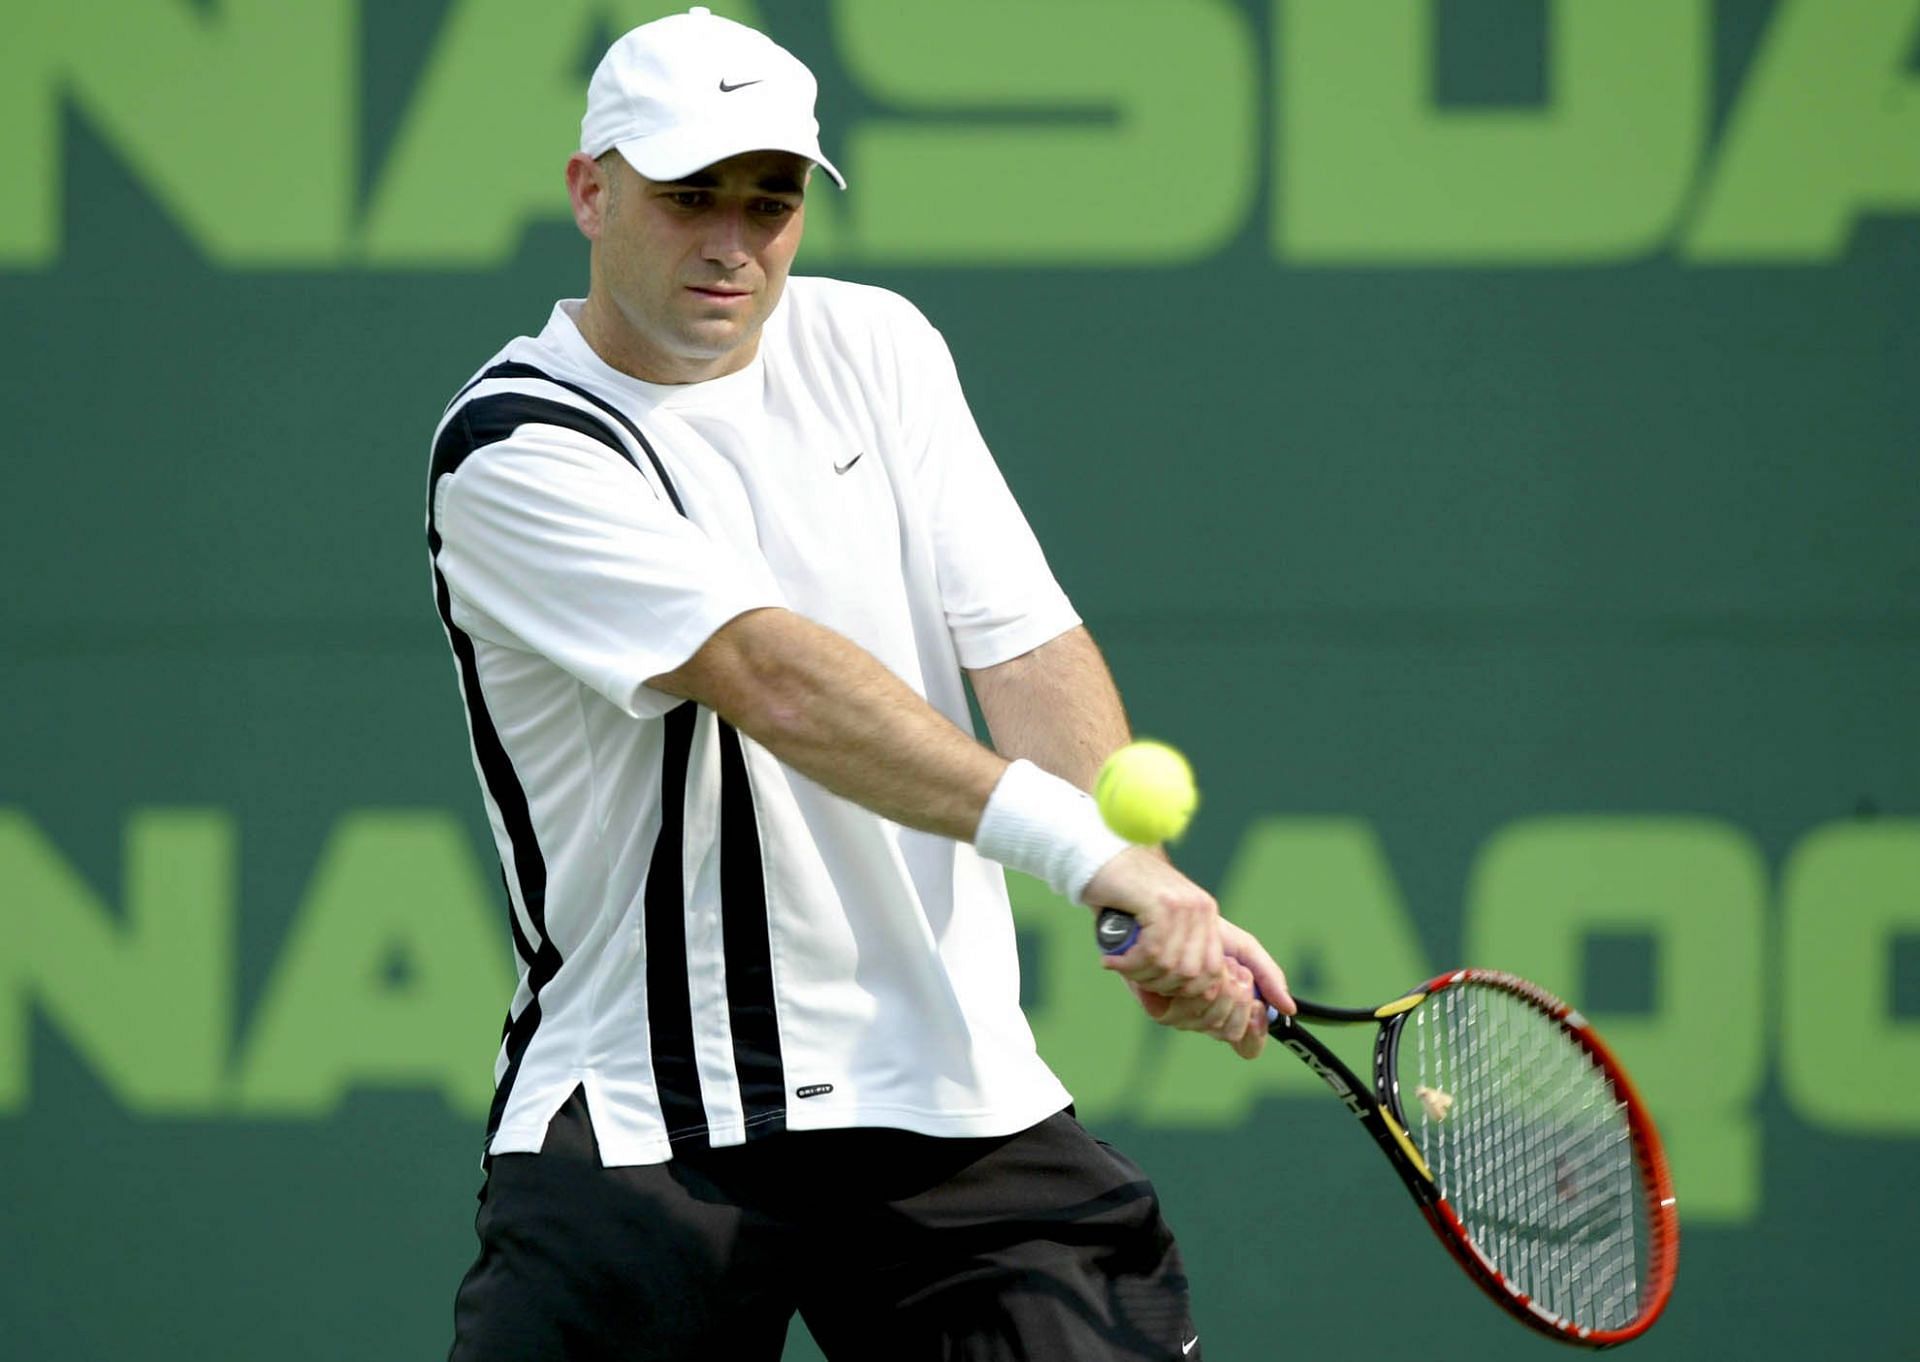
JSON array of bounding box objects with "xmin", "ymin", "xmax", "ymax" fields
[{"xmin": 575, "ymin": 294, "xmax": 757, "ymax": 386}]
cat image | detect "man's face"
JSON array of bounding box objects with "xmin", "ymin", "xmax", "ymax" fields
[{"xmin": 576, "ymin": 148, "xmax": 810, "ymax": 383}]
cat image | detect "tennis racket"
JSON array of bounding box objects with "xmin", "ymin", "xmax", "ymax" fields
[{"xmin": 1095, "ymin": 908, "xmax": 1678, "ymax": 1348}]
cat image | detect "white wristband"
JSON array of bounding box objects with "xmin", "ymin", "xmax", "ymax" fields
[{"xmin": 974, "ymin": 759, "xmax": 1133, "ymax": 906}]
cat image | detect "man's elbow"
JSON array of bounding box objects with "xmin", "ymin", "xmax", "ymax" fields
[{"xmin": 647, "ymin": 607, "xmax": 811, "ymax": 738}]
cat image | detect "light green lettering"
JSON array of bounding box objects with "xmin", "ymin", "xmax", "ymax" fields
[
  {"xmin": 1780, "ymin": 820, "xmax": 1920, "ymax": 1132},
  {"xmin": 0, "ymin": 810, "xmax": 232, "ymax": 1112},
  {"xmin": 1006, "ymin": 872, "xmax": 1151, "ymax": 1122},
  {"xmin": 362, "ymin": 1, "xmax": 768, "ymax": 266},
  {"xmin": 1466, "ymin": 817, "xmax": 1766, "ymax": 1223},
  {"xmin": 0, "ymin": 0, "xmax": 353, "ymax": 267},
  {"xmin": 1685, "ymin": 0, "xmax": 1920, "ymax": 261},
  {"xmin": 233, "ymin": 812, "xmax": 514, "ymax": 1116},
  {"xmin": 833, "ymin": 0, "xmax": 1255, "ymax": 263},
  {"xmin": 1132, "ymin": 819, "xmax": 1433, "ymax": 1127},
  {"xmin": 1280, "ymin": 0, "xmax": 1706, "ymax": 263}
]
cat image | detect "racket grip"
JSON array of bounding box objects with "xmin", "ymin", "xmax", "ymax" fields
[
  {"xmin": 1094, "ymin": 908, "xmax": 1281, "ymax": 1023},
  {"xmin": 1094, "ymin": 908, "xmax": 1140, "ymax": 955}
]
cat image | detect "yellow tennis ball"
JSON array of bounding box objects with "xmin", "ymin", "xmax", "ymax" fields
[{"xmin": 1095, "ymin": 741, "xmax": 1198, "ymax": 845}]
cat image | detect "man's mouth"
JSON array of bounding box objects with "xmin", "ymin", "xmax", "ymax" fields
[{"xmin": 687, "ymin": 285, "xmax": 751, "ymax": 300}]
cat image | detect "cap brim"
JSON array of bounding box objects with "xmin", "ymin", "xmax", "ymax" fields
[{"xmin": 615, "ymin": 130, "xmax": 846, "ymax": 190}]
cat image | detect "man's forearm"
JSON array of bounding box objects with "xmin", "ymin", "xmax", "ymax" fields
[
  {"xmin": 648, "ymin": 607, "xmax": 1006, "ymax": 841},
  {"xmin": 966, "ymin": 626, "xmax": 1132, "ymax": 791}
]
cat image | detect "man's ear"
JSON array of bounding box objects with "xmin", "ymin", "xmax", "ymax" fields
[{"xmin": 566, "ymin": 152, "xmax": 608, "ymax": 240}]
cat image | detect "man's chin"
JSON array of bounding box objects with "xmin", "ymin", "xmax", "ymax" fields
[
  {"xmin": 641, "ymin": 321, "xmax": 759, "ymax": 379},
  {"xmin": 676, "ymin": 319, "xmax": 754, "ymax": 356}
]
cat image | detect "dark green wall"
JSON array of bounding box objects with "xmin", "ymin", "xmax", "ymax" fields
[{"xmin": 3, "ymin": 3, "xmax": 1915, "ymax": 1358}]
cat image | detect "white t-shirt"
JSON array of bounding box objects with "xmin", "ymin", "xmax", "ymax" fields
[{"xmin": 427, "ymin": 277, "xmax": 1081, "ymax": 1165}]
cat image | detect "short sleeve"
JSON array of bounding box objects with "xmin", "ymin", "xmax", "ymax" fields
[
  {"xmin": 894, "ymin": 309, "xmax": 1082, "ymax": 669},
  {"xmin": 432, "ymin": 421, "xmax": 784, "ymax": 718}
]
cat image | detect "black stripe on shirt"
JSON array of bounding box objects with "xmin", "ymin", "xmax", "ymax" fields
[
  {"xmin": 647, "ymin": 702, "xmax": 709, "ymax": 1141},
  {"xmin": 429, "ymin": 392, "xmax": 638, "ymax": 1147},
  {"xmin": 717, "ymin": 722, "xmax": 788, "ymax": 1137},
  {"xmin": 434, "ymin": 375, "xmax": 788, "ymax": 1148},
  {"xmin": 436, "ymin": 382, "xmax": 712, "ymax": 1143},
  {"xmin": 497, "ymin": 867, "xmax": 537, "ymax": 973},
  {"xmin": 477, "ymin": 361, "xmax": 686, "ymax": 515},
  {"xmin": 429, "ymin": 391, "xmax": 638, "ymax": 530},
  {"xmin": 433, "ymin": 555, "xmax": 558, "ymax": 1151}
]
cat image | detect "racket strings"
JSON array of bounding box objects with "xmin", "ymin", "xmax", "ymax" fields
[{"xmin": 1406, "ymin": 985, "xmax": 1645, "ymax": 1331}]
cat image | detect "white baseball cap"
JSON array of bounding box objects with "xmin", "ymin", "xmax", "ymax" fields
[{"xmin": 580, "ymin": 6, "xmax": 846, "ymax": 189}]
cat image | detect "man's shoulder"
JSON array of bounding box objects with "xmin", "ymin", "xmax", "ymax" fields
[
  {"xmin": 781, "ymin": 275, "xmax": 932, "ymax": 336},
  {"xmin": 441, "ymin": 328, "xmax": 568, "ymax": 403},
  {"xmin": 429, "ymin": 327, "xmax": 617, "ymax": 478},
  {"xmin": 775, "ymin": 276, "xmax": 946, "ymax": 382},
  {"xmin": 437, "ymin": 303, "xmax": 581, "ymax": 413}
]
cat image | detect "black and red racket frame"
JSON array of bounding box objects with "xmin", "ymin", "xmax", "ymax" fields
[{"xmin": 1093, "ymin": 910, "xmax": 1679, "ymax": 1347}]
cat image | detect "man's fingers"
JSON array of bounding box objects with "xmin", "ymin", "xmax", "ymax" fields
[
  {"xmin": 1101, "ymin": 912, "xmax": 1213, "ymax": 997},
  {"xmin": 1218, "ymin": 918, "xmax": 1295, "ymax": 1017},
  {"xmin": 1156, "ymin": 962, "xmax": 1257, "ymax": 1032},
  {"xmin": 1111, "ymin": 913, "xmax": 1288, "ymax": 1064},
  {"xmin": 1232, "ymin": 1019, "xmax": 1266, "ymax": 1059},
  {"xmin": 1164, "ymin": 901, "xmax": 1221, "ymax": 996},
  {"xmin": 1123, "ymin": 959, "xmax": 1270, "ymax": 1060},
  {"xmin": 1136, "ymin": 911, "xmax": 1196, "ymax": 995},
  {"xmin": 1101, "ymin": 951, "xmax": 1184, "ymax": 995},
  {"xmin": 1191, "ymin": 981, "xmax": 1240, "ymax": 1034},
  {"xmin": 1254, "ymin": 963, "xmax": 1294, "ymax": 1016},
  {"xmin": 1087, "ymin": 860, "xmax": 1223, "ymax": 998},
  {"xmin": 1170, "ymin": 921, "xmax": 1202, "ymax": 991}
]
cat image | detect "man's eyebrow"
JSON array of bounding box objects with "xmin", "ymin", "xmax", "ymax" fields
[{"xmin": 658, "ymin": 170, "xmax": 806, "ymax": 194}]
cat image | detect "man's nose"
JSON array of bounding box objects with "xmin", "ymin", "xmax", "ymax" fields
[{"xmin": 702, "ymin": 205, "xmax": 751, "ymax": 266}]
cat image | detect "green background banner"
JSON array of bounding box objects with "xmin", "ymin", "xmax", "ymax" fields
[{"xmin": 3, "ymin": 2, "xmax": 1916, "ymax": 1357}]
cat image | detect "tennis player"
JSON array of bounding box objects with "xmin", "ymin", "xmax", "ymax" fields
[{"xmin": 427, "ymin": 9, "xmax": 1290, "ymax": 1359}]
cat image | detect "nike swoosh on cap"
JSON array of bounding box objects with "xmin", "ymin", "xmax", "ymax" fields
[{"xmin": 718, "ymin": 78, "xmax": 763, "ymax": 92}]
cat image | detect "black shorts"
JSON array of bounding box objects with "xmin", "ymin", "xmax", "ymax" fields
[{"xmin": 447, "ymin": 1089, "xmax": 1202, "ymax": 1361}]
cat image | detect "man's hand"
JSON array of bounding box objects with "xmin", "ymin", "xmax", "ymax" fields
[
  {"xmin": 1082, "ymin": 850, "xmax": 1295, "ymax": 1059},
  {"xmin": 1079, "ymin": 847, "xmax": 1226, "ymax": 997},
  {"xmin": 1127, "ymin": 921, "xmax": 1293, "ymax": 1058}
]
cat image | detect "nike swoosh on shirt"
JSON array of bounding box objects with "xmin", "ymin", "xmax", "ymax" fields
[
  {"xmin": 719, "ymin": 78, "xmax": 763, "ymax": 92},
  {"xmin": 834, "ymin": 453, "xmax": 864, "ymax": 475},
  {"xmin": 1182, "ymin": 1338, "xmax": 1200, "ymax": 1356}
]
